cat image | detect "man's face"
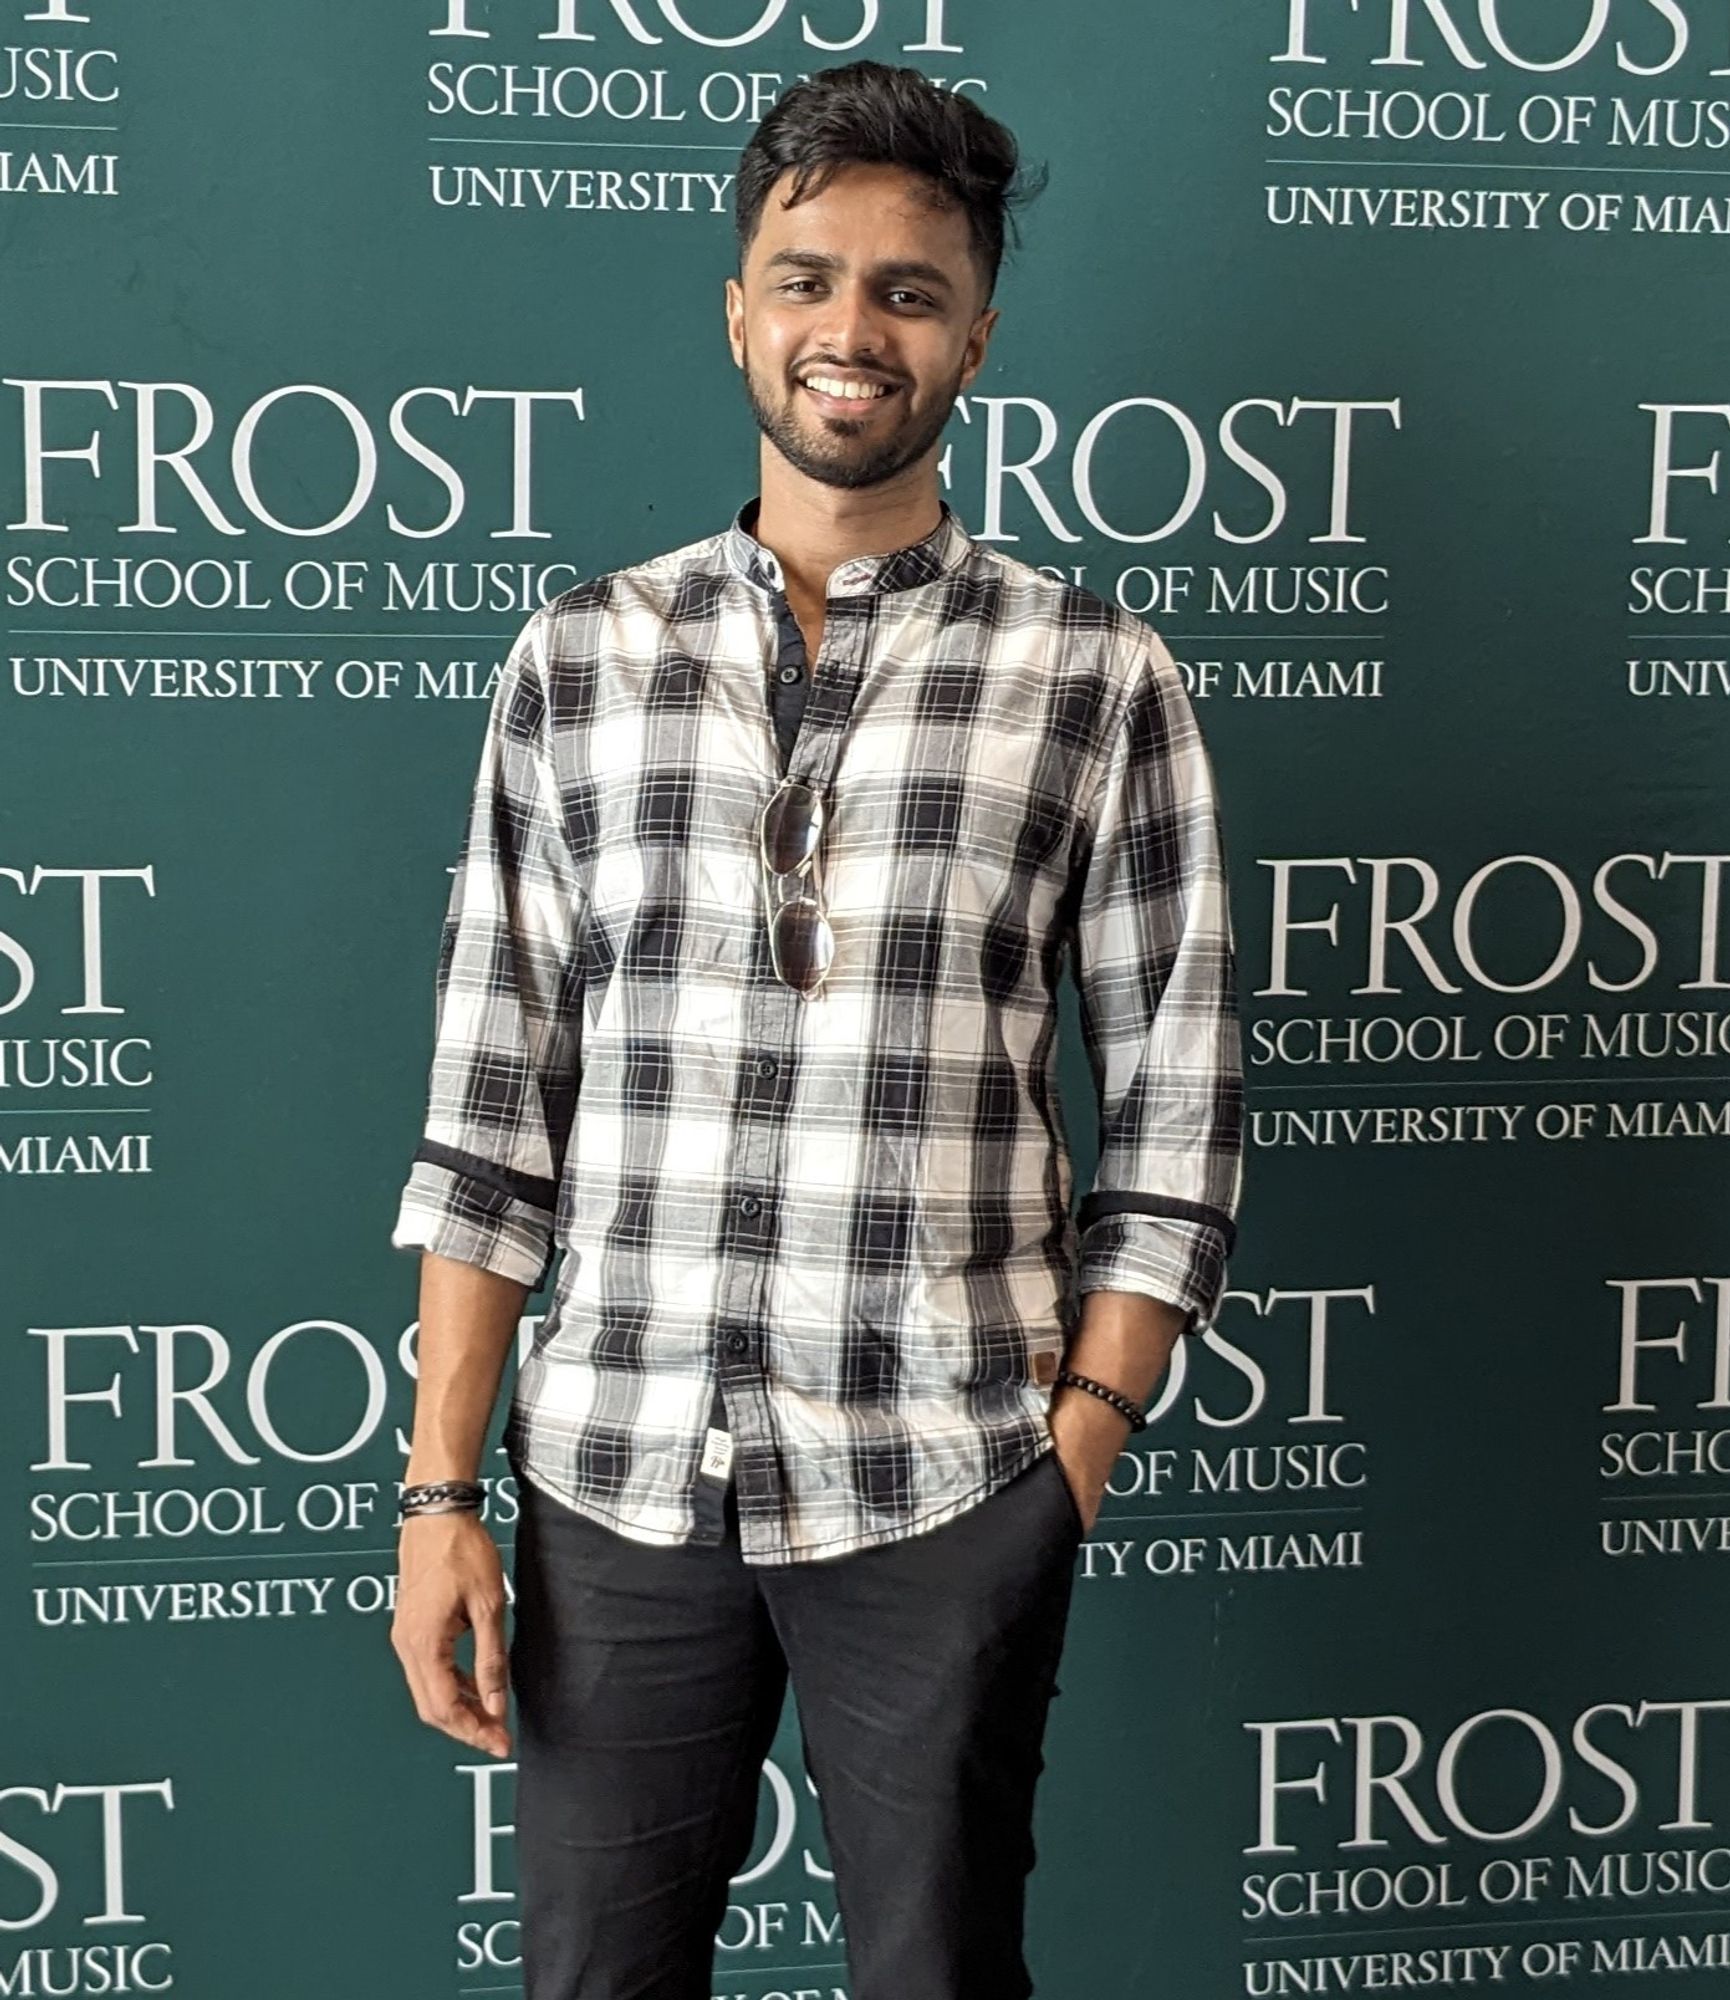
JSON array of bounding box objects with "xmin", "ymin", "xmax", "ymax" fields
[{"xmin": 725, "ymin": 160, "xmax": 997, "ymax": 492}]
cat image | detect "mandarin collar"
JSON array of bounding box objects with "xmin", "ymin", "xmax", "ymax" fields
[{"xmin": 723, "ymin": 494, "xmax": 972, "ymax": 599}]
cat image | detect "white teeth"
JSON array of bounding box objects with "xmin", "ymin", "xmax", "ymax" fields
[{"xmin": 804, "ymin": 374, "xmax": 891, "ymax": 401}]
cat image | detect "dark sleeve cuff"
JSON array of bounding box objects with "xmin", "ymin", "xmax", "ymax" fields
[
  {"xmin": 1074, "ymin": 1200, "xmax": 1233, "ymax": 1335},
  {"xmin": 390, "ymin": 1148, "xmax": 557, "ymax": 1290}
]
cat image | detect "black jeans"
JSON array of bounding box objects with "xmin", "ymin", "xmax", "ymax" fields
[{"xmin": 506, "ymin": 1433, "xmax": 1085, "ymax": 2000}]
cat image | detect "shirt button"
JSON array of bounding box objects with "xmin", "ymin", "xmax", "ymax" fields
[
  {"xmin": 739, "ymin": 1195, "xmax": 760, "ymax": 1216},
  {"xmin": 756, "ymin": 1057, "xmax": 778, "ymax": 1079},
  {"xmin": 778, "ymin": 665, "xmax": 802, "ymax": 684},
  {"xmin": 726, "ymin": 1331, "xmax": 751, "ymax": 1354}
]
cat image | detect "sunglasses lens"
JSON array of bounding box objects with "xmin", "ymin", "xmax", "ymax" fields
[
  {"xmin": 762, "ymin": 784, "xmax": 822, "ymax": 874},
  {"xmin": 771, "ymin": 898, "xmax": 834, "ymax": 993}
]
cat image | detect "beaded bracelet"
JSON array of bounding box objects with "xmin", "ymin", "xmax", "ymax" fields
[
  {"xmin": 399, "ymin": 1479, "xmax": 486, "ymax": 1521},
  {"xmin": 1054, "ymin": 1368, "xmax": 1148, "ymax": 1432}
]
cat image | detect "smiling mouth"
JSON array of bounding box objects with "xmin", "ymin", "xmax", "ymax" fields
[{"xmin": 798, "ymin": 374, "xmax": 901, "ymax": 415}]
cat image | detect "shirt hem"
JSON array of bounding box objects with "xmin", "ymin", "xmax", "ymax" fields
[{"xmin": 510, "ymin": 1431, "xmax": 1058, "ymax": 1567}]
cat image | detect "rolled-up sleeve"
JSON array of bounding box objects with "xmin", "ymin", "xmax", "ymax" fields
[
  {"xmin": 1069, "ymin": 633, "xmax": 1244, "ymax": 1334},
  {"xmin": 390, "ymin": 611, "xmax": 586, "ymax": 1290}
]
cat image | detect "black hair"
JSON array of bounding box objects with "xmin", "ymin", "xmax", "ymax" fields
[{"xmin": 733, "ymin": 60, "xmax": 1047, "ymax": 303}]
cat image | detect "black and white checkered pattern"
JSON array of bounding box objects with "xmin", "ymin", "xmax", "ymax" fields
[{"xmin": 392, "ymin": 497, "xmax": 1243, "ymax": 1565}]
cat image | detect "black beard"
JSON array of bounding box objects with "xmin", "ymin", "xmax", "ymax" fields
[{"xmin": 740, "ymin": 347, "xmax": 963, "ymax": 491}]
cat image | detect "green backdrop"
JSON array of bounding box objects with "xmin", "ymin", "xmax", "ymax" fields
[{"xmin": 7, "ymin": 2, "xmax": 1729, "ymax": 1993}]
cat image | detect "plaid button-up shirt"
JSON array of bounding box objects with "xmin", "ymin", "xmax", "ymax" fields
[{"xmin": 391, "ymin": 496, "xmax": 1243, "ymax": 1565}]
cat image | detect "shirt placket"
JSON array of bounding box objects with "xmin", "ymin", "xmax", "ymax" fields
[
  {"xmin": 690, "ymin": 587, "xmax": 809, "ymax": 1545},
  {"xmin": 697, "ymin": 575, "xmax": 875, "ymax": 1557}
]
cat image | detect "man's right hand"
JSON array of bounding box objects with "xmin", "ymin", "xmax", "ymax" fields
[{"xmin": 391, "ymin": 1510, "xmax": 513, "ymax": 1760}]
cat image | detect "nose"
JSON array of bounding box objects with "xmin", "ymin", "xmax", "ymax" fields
[{"xmin": 812, "ymin": 279, "xmax": 891, "ymax": 369}]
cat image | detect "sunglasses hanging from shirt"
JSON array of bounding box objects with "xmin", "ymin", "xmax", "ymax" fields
[{"xmin": 760, "ymin": 778, "xmax": 835, "ymax": 999}]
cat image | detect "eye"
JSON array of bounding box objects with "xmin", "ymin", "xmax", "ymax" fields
[{"xmin": 889, "ymin": 289, "xmax": 931, "ymax": 307}]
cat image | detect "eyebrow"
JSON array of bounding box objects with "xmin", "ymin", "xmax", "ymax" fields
[{"xmin": 762, "ymin": 249, "xmax": 955, "ymax": 293}]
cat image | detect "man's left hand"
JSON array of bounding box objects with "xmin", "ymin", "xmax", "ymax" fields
[{"xmin": 1046, "ymin": 1383, "xmax": 1133, "ymax": 1536}]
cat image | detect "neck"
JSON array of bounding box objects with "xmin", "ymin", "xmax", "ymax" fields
[{"xmin": 750, "ymin": 454, "xmax": 941, "ymax": 605}]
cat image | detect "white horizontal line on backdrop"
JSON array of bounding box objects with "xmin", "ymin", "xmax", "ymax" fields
[
  {"xmin": 12, "ymin": 629, "xmax": 1384, "ymax": 643},
  {"xmin": 11, "ymin": 630, "xmax": 516, "ymax": 641},
  {"xmin": 1271, "ymin": 154, "xmax": 1730, "ymax": 177},
  {"xmin": 1109, "ymin": 1506, "xmax": 1366, "ymax": 1523},
  {"xmin": 430, "ymin": 134, "xmax": 735, "ymax": 150},
  {"xmin": 32, "ymin": 1546, "xmax": 502, "ymax": 1569},
  {"xmin": 0, "ymin": 1107, "xmax": 149, "ymax": 1117},
  {"xmin": 1251, "ymin": 1075, "xmax": 1730, "ymax": 1094},
  {"xmin": 1247, "ymin": 1909, "xmax": 1730, "ymax": 1947}
]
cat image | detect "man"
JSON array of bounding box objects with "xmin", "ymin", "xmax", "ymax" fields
[{"xmin": 389, "ymin": 58, "xmax": 1242, "ymax": 2000}]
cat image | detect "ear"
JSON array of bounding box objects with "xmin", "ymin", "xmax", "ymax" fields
[
  {"xmin": 724, "ymin": 275, "xmax": 745, "ymax": 368},
  {"xmin": 957, "ymin": 304, "xmax": 1000, "ymax": 393}
]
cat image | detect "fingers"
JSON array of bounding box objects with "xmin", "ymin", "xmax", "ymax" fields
[
  {"xmin": 390, "ymin": 1533, "xmax": 514, "ymax": 1759},
  {"xmin": 473, "ymin": 1597, "xmax": 511, "ymax": 1725},
  {"xmin": 396, "ymin": 1618, "xmax": 512, "ymax": 1758}
]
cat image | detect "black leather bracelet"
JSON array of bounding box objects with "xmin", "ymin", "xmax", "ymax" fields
[
  {"xmin": 399, "ymin": 1479, "xmax": 486, "ymax": 1520},
  {"xmin": 1053, "ymin": 1368, "xmax": 1148, "ymax": 1432}
]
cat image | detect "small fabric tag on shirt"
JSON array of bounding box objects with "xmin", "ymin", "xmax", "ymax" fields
[
  {"xmin": 700, "ymin": 1427, "xmax": 735, "ymax": 1481},
  {"xmin": 1033, "ymin": 1349, "xmax": 1060, "ymax": 1385}
]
